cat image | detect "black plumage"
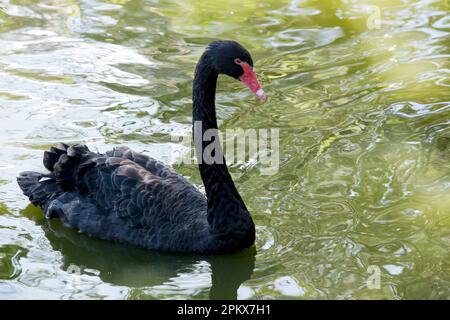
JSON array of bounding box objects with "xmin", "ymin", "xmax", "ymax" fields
[{"xmin": 17, "ymin": 40, "xmax": 258, "ymax": 254}]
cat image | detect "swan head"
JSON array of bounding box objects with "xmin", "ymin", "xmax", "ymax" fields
[{"xmin": 206, "ymin": 40, "xmax": 266, "ymax": 102}]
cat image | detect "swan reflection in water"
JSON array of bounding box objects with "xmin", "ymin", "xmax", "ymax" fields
[{"xmin": 23, "ymin": 204, "xmax": 256, "ymax": 299}]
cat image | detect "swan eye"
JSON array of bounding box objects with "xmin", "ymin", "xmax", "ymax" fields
[{"xmin": 234, "ymin": 58, "xmax": 243, "ymax": 65}]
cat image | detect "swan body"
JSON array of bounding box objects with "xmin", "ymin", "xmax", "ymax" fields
[{"xmin": 17, "ymin": 40, "xmax": 265, "ymax": 254}]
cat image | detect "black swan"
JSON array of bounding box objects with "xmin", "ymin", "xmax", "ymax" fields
[{"xmin": 17, "ymin": 40, "xmax": 266, "ymax": 254}]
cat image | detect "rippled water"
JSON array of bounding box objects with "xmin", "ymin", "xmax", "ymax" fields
[{"xmin": 0, "ymin": 0, "xmax": 449, "ymax": 299}]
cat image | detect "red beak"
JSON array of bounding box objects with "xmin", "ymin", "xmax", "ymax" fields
[{"xmin": 238, "ymin": 62, "xmax": 267, "ymax": 102}]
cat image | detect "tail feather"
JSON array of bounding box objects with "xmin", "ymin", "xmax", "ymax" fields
[
  {"xmin": 17, "ymin": 171, "xmax": 60, "ymax": 207},
  {"xmin": 17, "ymin": 171, "xmax": 42, "ymax": 199},
  {"xmin": 43, "ymin": 143, "xmax": 69, "ymax": 172},
  {"xmin": 44, "ymin": 143, "xmax": 69, "ymax": 171},
  {"xmin": 53, "ymin": 144, "xmax": 94, "ymax": 189},
  {"xmin": 18, "ymin": 143, "xmax": 93, "ymax": 208}
]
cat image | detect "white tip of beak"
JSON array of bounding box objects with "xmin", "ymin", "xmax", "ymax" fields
[{"xmin": 256, "ymin": 88, "xmax": 267, "ymax": 102}]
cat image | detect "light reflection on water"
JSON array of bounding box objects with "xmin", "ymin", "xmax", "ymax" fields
[{"xmin": 0, "ymin": 0, "xmax": 449, "ymax": 299}]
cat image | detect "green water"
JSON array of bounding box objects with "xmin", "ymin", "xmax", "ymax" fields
[{"xmin": 0, "ymin": 0, "xmax": 449, "ymax": 299}]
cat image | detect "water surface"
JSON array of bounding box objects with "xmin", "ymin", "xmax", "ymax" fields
[{"xmin": 0, "ymin": 0, "xmax": 449, "ymax": 299}]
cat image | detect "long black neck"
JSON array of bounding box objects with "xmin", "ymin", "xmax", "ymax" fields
[{"xmin": 192, "ymin": 53, "xmax": 254, "ymax": 249}]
